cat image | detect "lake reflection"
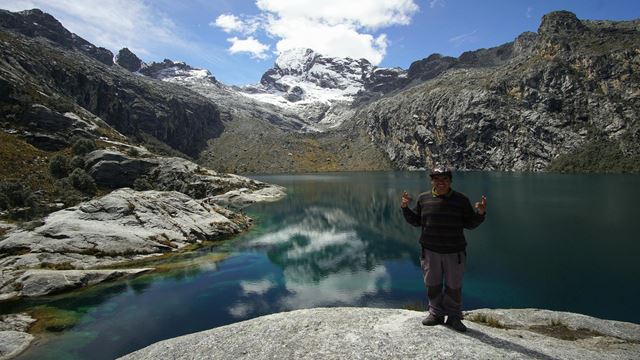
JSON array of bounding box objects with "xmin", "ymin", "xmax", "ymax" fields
[{"xmin": 11, "ymin": 171, "xmax": 640, "ymax": 359}]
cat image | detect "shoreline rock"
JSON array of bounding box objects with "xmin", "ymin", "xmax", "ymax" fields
[
  {"xmin": 0, "ymin": 185, "xmax": 284, "ymax": 301},
  {"xmin": 10, "ymin": 268, "xmax": 153, "ymax": 299},
  {"xmin": 119, "ymin": 307, "xmax": 640, "ymax": 360},
  {"xmin": 0, "ymin": 314, "xmax": 36, "ymax": 360}
]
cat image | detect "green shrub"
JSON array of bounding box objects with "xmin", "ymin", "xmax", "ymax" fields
[
  {"xmin": 0, "ymin": 180, "xmax": 39, "ymax": 219},
  {"xmin": 133, "ymin": 177, "xmax": 152, "ymax": 191},
  {"xmin": 69, "ymin": 155, "xmax": 85, "ymax": 170},
  {"xmin": 49, "ymin": 155, "xmax": 70, "ymax": 179},
  {"xmin": 71, "ymin": 138, "xmax": 96, "ymax": 156},
  {"xmin": 127, "ymin": 147, "xmax": 140, "ymax": 157},
  {"xmin": 548, "ymin": 136, "xmax": 640, "ymax": 173},
  {"xmin": 54, "ymin": 178, "xmax": 84, "ymax": 206},
  {"xmin": 68, "ymin": 168, "xmax": 97, "ymax": 195},
  {"xmin": 0, "ymin": 193, "xmax": 9, "ymax": 210},
  {"xmin": 0, "ymin": 180, "xmax": 32, "ymax": 207}
]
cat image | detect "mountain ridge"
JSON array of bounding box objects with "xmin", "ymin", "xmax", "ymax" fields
[{"xmin": 1, "ymin": 8, "xmax": 639, "ymax": 174}]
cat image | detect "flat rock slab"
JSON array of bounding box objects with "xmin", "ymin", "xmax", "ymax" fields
[
  {"xmin": 120, "ymin": 307, "xmax": 640, "ymax": 360},
  {"xmin": 207, "ymin": 186, "xmax": 286, "ymax": 210},
  {"xmin": 0, "ymin": 314, "xmax": 36, "ymax": 360},
  {"xmin": 0, "ymin": 331, "xmax": 33, "ymax": 360},
  {"xmin": 15, "ymin": 268, "xmax": 153, "ymax": 297}
]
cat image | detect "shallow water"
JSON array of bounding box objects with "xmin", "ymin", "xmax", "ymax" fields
[{"xmin": 7, "ymin": 171, "xmax": 640, "ymax": 359}]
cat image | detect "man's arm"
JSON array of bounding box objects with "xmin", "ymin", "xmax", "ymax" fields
[
  {"xmin": 462, "ymin": 195, "xmax": 485, "ymax": 229},
  {"xmin": 401, "ymin": 194, "xmax": 422, "ymax": 227}
]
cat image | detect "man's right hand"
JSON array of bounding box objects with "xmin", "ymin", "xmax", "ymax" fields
[{"xmin": 401, "ymin": 191, "xmax": 411, "ymax": 208}]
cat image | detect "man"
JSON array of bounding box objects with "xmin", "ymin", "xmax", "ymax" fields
[{"xmin": 401, "ymin": 166, "xmax": 486, "ymax": 332}]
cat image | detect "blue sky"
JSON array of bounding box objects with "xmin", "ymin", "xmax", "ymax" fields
[{"xmin": 1, "ymin": 1, "xmax": 639, "ymax": 85}]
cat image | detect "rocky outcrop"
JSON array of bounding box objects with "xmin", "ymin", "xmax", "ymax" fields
[
  {"xmin": 0, "ymin": 9, "xmax": 114, "ymax": 66},
  {"xmin": 140, "ymin": 59, "xmax": 218, "ymax": 85},
  {"xmin": 119, "ymin": 307, "xmax": 640, "ymax": 360},
  {"xmin": 0, "ymin": 314, "xmax": 35, "ymax": 360},
  {"xmin": 12, "ymin": 103, "xmax": 112, "ymax": 151},
  {"xmin": 0, "ymin": 13, "xmax": 223, "ymax": 158},
  {"xmin": 115, "ymin": 48, "xmax": 144, "ymax": 72},
  {"xmin": 0, "ymin": 189, "xmax": 251, "ymax": 267},
  {"xmin": 0, "ymin": 182, "xmax": 284, "ymax": 300},
  {"xmin": 86, "ymin": 150, "xmax": 157, "ymax": 188},
  {"xmin": 84, "ymin": 149, "xmax": 286, "ymax": 198},
  {"xmin": 8, "ymin": 269, "xmax": 152, "ymax": 298},
  {"xmin": 406, "ymin": 41, "xmax": 513, "ymax": 85},
  {"xmin": 208, "ymin": 186, "xmax": 287, "ymax": 210},
  {"xmin": 353, "ymin": 11, "xmax": 640, "ymax": 172}
]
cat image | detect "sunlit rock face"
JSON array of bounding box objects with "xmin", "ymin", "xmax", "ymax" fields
[{"xmin": 120, "ymin": 307, "xmax": 640, "ymax": 360}]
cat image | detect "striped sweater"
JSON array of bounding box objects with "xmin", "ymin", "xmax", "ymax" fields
[{"xmin": 402, "ymin": 189, "xmax": 485, "ymax": 253}]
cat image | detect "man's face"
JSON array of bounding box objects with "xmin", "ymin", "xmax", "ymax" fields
[{"xmin": 431, "ymin": 175, "xmax": 451, "ymax": 195}]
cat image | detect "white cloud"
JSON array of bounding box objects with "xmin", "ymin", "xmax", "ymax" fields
[
  {"xmin": 240, "ymin": 279, "xmax": 275, "ymax": 295},
  {"xmin": 213, "ymin": 14, "xmax": 245, "ymax": 33},
  {"xmin": 280, "ymin": 265, "xmax": 391, "ymax": 309},
  {"xmin": 526, "ymin": 7, "xmax": 533, "ymax": 19},
  {"xmin": 227, "ymin": 36, "xmax": 270, "ymax": 59},
  {"xmin": 449, "ymin": 29, "xmax": 478, "ymax": 47},
  {"xmin": 216, "ymin": 0, "xmax": 419, "ymax": 65},
  {"xmin": 266, "ymin": 17, "xmax": 388, "ymax": 64},
  {"xmin": 256, "ymin": 0, "xmax": 418, "ymax": 30},
  {"xmin": 212, "ymin": 13, "xmax": 261, "ymax": 35},
  {"xmin": 228, "ymin": 302, "xmax": 252, "ymax": 318},
  {"xmin": 0, "ymin": 0, "xmax": 187, "ymax": 59},
  {"xmin": 429, "ymin": 0, "xmax": 446, "ymax": 8}
]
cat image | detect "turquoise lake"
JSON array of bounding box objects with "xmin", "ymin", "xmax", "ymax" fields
[{"xmin": 6, "ymin": 171, "xmax": 640, "ymax": 359}]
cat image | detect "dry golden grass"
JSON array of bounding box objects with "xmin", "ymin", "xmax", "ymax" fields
[
  {"xmin": 292, "ymin": 138, "xmax": 341, "ymax": 172},
  {"xmin": 466, "ymin": 313, "xmax": 506, "ymax": 329},
  {"xmin": 0, "ymin": 132, "xmax": 59, "ymax": 193}
]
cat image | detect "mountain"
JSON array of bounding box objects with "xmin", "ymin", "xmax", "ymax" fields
[
  {"xmin": 239, "ymin": 48, "xmax": 407, "ymax": 128},
  {"xmin": 0, "ymin": 9, "xmax": 113, "ymax": 65},
  {"xmin": 0, "ymin": 8, "xmax": 222, "ymax": 158},
  {"xmin": 1, "ymin": 8, "xmax": 638, "ymax": 175},
  {"xmin": 115, "ymin": 48, "xmax": 145, "ymax": 72},
  {"xmin": 140, "ymin": 59, "xmax": 218, "ymax": 85},
  {"xmin": 354, "ymin": 11, "xmax": 640, "ymax": 171}
]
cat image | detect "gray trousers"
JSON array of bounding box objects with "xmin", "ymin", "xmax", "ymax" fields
[{"xmin": 420, "ymin": 248, "xmax": 465, "ymax": 319}]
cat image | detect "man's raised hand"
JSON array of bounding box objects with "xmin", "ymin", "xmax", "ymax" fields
[
  {"xmin": 475, "ymin": 195, "xmax": 487, "ymax": 215},
  {"xmin": 401, "ymin": 191, "xmax": 411, "ymax": 208}
]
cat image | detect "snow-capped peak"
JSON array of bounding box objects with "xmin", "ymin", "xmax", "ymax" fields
[
  {"xmin": 275, "ymin": 48, "xmax": 318, "ymax": 74},
  {"xmin": 140, "ymin": 59, "xmax": 218, "ymax": 85}
]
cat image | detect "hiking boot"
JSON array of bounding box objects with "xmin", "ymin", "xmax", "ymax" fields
[
  {"xmin": 421, "ymin": 313, "xmax": 444, "ymax": 326},
  {"xmin": 446, "ymin": 317, "xmax": 467, "ymax": 332}
]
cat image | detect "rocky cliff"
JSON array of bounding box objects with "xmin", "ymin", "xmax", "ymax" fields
[
  {"xmin": 355, "ymin": 11, "xmax": 640, "ymax": 172},
  {"xmin": 0, "ymin": 9, "xmax": 113, "ymax": 66},
  {"xmin": 0, "ymin": 9, "xmax": 223, "ymax": 158},
  {"xmin": 119, "ymin": 307, "xmax": 640, "ymax": 360}
]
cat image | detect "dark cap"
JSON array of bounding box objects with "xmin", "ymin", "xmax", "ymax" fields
[{"xmin": 429, "ymin": 165, "xmax": 452, "ymax": 178}]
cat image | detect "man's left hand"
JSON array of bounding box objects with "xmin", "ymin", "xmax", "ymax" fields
[{"xmin": 475, "ymin": 195, "xmax": 487, "ymax": 215}]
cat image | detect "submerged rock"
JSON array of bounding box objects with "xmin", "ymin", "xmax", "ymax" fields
[
  {"xmin": 120, "ymin": 307, "xmax": 640, "ymax": 360},
  {"xmin": 14, "ymin": 269, "xmax": 152, "ymax": 298},
  {"xmin": 0, "ymin": 314, "xmax": 35, "ymax": 360}
]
